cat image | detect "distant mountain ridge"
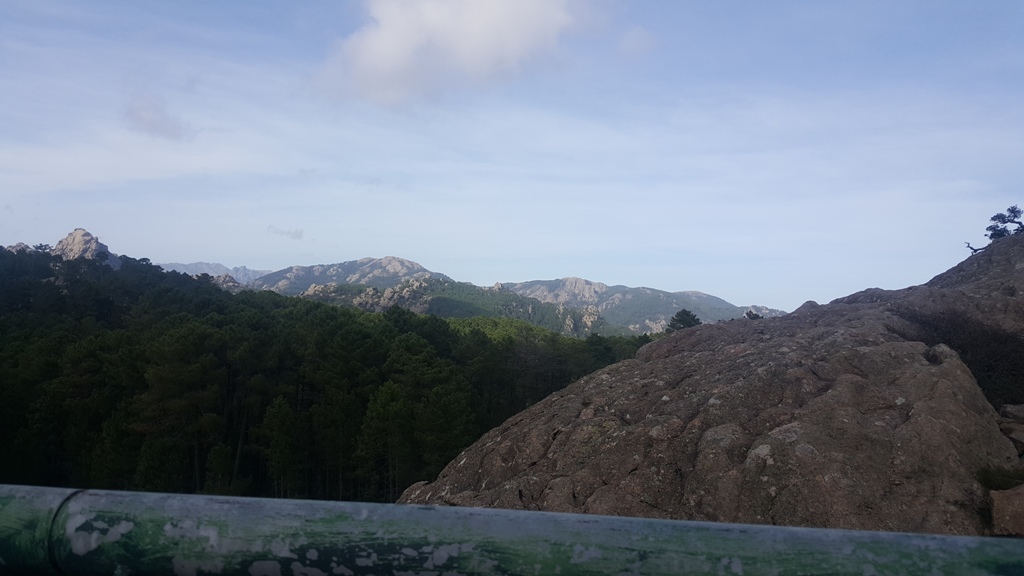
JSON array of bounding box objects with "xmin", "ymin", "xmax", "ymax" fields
[
  {"xmin": 247, "ymin": 256, "xmax": 450, "ymax": 295},
  {"xmin": 300, "ymin": 276, "xmax": 610, "ymax": 337},
  {"xmin": 499, "ymin": 278, "xmax": 783, "ymax": 332},
  {"xmin": 10, "ymin": 230, "xmax": 786, "ymax": 334},
  {"xmin": 192, "ymin": 257, "xmax": 785, "ymax": 333},
  {"xmin": 159, "ymin": 262, "xmax": 271, "ymax": 284}
]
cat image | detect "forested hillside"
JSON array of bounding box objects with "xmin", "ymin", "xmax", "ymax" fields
[{"xmin": 0, "ymin": 249, "xmax": 647, "ymax": 502}]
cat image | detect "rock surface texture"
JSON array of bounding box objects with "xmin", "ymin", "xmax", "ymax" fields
[{"xmin": 401, "ymin": 236, "xmax": 1024, "ymax": 535}]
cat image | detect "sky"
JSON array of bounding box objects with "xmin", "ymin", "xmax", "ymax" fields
[{"xmin": 1, "ymin": 1, "xmax": 1022, "ymax": 311}]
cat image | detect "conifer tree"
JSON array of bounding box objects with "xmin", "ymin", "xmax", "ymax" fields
[
  {"xmin": 987, "ymin": 205, "xmax": 1024, "ymax": 240},
  {"xmin": 666, "ymin": 308, "xmax": 701, "ymax": 332}
]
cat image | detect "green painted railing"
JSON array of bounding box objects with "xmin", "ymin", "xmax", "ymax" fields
[{"xmin": 1, "ymin": 484, "xmax": 1022, "ymax": 575}]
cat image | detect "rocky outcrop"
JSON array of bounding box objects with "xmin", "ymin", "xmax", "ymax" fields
[
  {"xmin": 51, "ymin": 228, "xmax": 121, "ymax": 269},
  {"xmin": 400, "ymin": 235, "xmax": 1024, "ymax": 535},
  {"xmin": 301, "ymin": 278, "xmax": 435, "ymax": 314},
  {"xmin": 211, "ymin": 274, "xmax": 243, "ymax": 293}
]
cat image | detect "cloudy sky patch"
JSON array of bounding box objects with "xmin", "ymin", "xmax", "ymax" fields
[
  {"xmin": 320, "ymin": 0, "xmax": 582, "ymax": 104},
  {"xmin": 1, "ymin": 1, "xmax": 1022, "ymax": 310},
  {"xmin": 267, "ymin": 225, "xmax": 304, "ymax": 240}
]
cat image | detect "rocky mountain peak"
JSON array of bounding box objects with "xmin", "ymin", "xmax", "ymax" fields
[
  {"xmin": 3, "ymin": 242, "xmax": 34, "ymax": 253},
  {"xmin": 400, "ymin": 235, "xmax": 1024, "ymax": 536},
  {"xmin": 249, "ymin": 256, "xmax": 448, "ymax": 295},
  {"xmin": 508, "ymin": 277, "xmax": 609, "ymax": 306},
  {"xmin": 51, "ymin": 228, "xmax": 121, "ymax": 269}
]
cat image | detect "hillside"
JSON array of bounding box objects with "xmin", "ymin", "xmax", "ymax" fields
[
  {"xmin": 0, "ymin": 242, "xmax": 646, "ymax": 503},
  {"xmin": 401, "ymin": 235, "xmax": 1024, "ymax": 536}
]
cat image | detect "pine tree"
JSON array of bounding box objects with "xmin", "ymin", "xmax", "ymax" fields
[
  {"xmin": 986, "ymin": 205, "xmax": 1023, "ymax": 240},
  {"xmin": 666, "ymin": 308, "xmax": 701, "ymax": 332}
]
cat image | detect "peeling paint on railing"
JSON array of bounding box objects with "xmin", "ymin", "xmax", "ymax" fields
[{"xmin": 1, "ymin": 484, "xmax": 1022, "ymax": 575}]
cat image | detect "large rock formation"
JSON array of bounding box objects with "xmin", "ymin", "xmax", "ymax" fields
[
  {"xmin": 401, "ymin": 236, "xmax": 1024, "ymax": 535},
  {"xmin": 52, "ymin": 228, "xmax": 121, "ymax": 269}
]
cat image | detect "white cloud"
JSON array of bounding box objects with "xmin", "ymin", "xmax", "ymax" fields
[
  {"xmin": 319, "ymin": 0, "xmax": 583, "ymax": 105},
  {"xmin": 267, "ymin": 225, "xmax": 304, "ymax": 240},
  {"xmin": 123, "ymin": 91, "xmax": 196, "ymax": 141}
]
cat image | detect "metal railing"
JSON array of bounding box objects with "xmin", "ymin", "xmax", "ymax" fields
[{"xmin": 1, "ymin": 484, "xmax": 1022, "ymax": 575}]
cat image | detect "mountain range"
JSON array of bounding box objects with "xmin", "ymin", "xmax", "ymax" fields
[
  {"xmin": 158, "ymin": 262, "xmax": 271, "ymax": 284},
  {"xmin": 4, "ymin": 229, "xmax": 785, "ymax": 335},
  {"xmin": 170, "ymin": 257, "xmax": 785, "ymax": 334}
]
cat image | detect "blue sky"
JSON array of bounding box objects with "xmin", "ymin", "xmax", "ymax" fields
[{"xmin": 1, "ymin": 1, "xmax": 1022, "ymax": 311}]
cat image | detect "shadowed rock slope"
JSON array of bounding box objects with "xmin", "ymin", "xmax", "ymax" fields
[{"xmin": 400, "ymin": 235, "xmax": 1024, "ymax": 535}]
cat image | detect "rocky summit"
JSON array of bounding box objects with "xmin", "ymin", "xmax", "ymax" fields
[
  {"xmin": 401, "ymin": 234, "xmax": 1024, "ymax": 536},
  {"xmin": 249, "ymin": 256, "xmax": 447, "ymax": 295},
  {"xmin": 53, "ymin": 228, "xmax": 121, "ymax": 269}
]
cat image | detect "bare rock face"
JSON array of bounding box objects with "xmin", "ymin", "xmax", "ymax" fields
[
  {"xmin": 211, "ymin": 274, "xmax": 243, "ymax": 293},
  {"xmin": 400, "ymin": 236, "xmax": 1024, "ymax": 535},
  {"xmin": 510, "ymin": 277, "xmax": 610, "ymax": 306},
  {"xmin": 992, "ymin": 485, "xmax": 1024, "ymax": 536},
  {"xmin": 52, "ymin": 228, "xmax": 121, "ymax": 269}
]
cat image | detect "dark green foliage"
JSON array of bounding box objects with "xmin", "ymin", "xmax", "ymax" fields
[
  {"xmin": 890, "ymin": 306, "xmax": 1024, "ymax": 407},
  {"xmin": 666, "ymin": 308, "xmax": 701, "ymax": 332},
  {"xmin": 986, "ymin": 205, "xmax": 1024, "ymax": 240},
  {"xmin": 0, "ymin": 248, "xmax": 647, "ymax": 503},
  {"xmin": 744, "ymin": 310, "xmax": 763, "ymax": 320}
]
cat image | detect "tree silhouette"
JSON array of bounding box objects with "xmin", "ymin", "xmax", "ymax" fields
[
  {"xmin": 986, "ymin": 205, "xmax": 1023, "ymax": 240},
  {"xmin": 666, "ymin": 308, "xmax": 701, "ymax": 332}
]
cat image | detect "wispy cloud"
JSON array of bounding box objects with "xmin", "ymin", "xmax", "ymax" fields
[
  {"xmin": 267, "ymin": 225, "xmax": 303, "ymax": 240},
  {"xmin": 318, "ymin": 0, "xmax": 584, "ymax": 105},
  {"xmin": 122, "ymin": 90, "xmax": 196, "ymax": 141}
]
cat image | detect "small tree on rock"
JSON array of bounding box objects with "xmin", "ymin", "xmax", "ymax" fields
[
  {"xmin": 986, "ymin": 205, "xmax": 1023, "ymax": 240},
  {"xmin": 966, "ymin": 205, "xmax": 1023, "ymax": 253},
  {"xmin": 666, "ymin": 308, "xmax": 701, "ymax": 333}
]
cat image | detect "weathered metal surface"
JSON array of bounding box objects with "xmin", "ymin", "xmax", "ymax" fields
[
  {"xmin": 0, "ymin": 485, "xmax": 80, "ymax": 575},
  {"xmin": 1, "ymin": 484, "xmax": 1023, "ymax": 575}
]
